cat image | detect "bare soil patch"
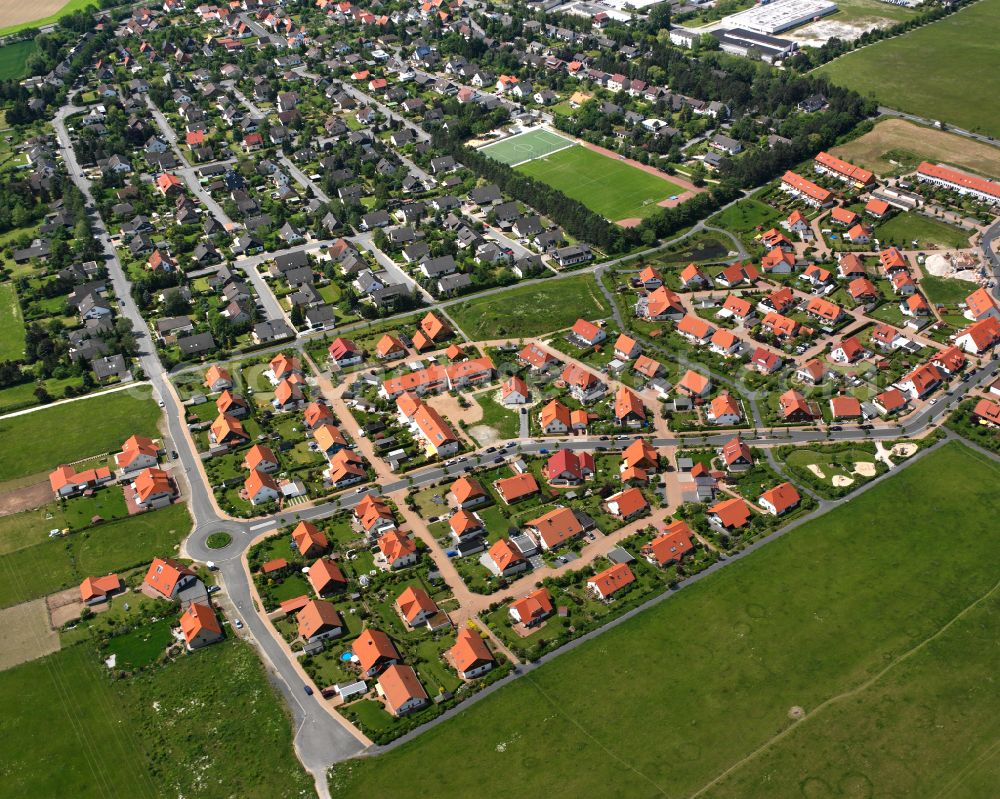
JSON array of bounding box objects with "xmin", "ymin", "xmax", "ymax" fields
[
  {"xmin": 830, "ymin": 118, "xmax": 1000, "ymax": 179},
  {"xmin": 0, "ymin": 480, "xmax": 51, "ymax": 517},
  {"xmin": 468, "ymin": 424, "xmax": 500, "ymax": 447},
  {"xmin": 0, "ymin": 598, "xmax": 60, "ymax": 671},
  {"xmin": 0, "ymin": 0, "xmax": 68, "ymax": 28},
  {"xmin": 891, "ymin": 443, "xmax": 918, "ymax": 458},
  {"xmin": 832, "ymin": 475, "xmax": 855, "ymax": 487},
  {"xmin": 425, "ymin": 393, "xmax": 482, "ymax": 427},
  {"xmin": 853, "ymin": 462, "xmax": 877, "ymax": 477},
  {"xmin": 807, "ymin": 464, "xmax": 827, "ymax": 479},
  {"xmin": 46, "ymin": 585, "xmax": 89, "ymax": 628}
]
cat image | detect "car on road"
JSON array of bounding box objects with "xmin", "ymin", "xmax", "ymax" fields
[
  {"xmin": 171, "ymin": 450, "xmax": 178, "ymax": 459},
  {"xmin": 303, "ymin": 685, "xmax": 314, "ymax": 696},
  {"xmin": 829, "ymin": 425, "xmax": 842, "ymax": 431},
  {"xmin": 157, "ymin": 400, "xmax": 165, "ymax": 407},
  {"xmin": 207, "ymin": 585, "xmax": 221, "ymax": 594},
  {"xmin": 233, "ymin": 619, "xmax": 243, "ymax": 629}
]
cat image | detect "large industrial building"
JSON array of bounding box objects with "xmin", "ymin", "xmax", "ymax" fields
[{"xmin": 721, "ymin": 0, "xmax": 838, "ymax": 35}]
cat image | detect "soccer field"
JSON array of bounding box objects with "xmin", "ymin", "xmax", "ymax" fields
[
  {"xmin": 516, "ymin": 145, "xmax": 686, "ymax": 222},
  {"xmin": 817, "ymin": 0, "xmax": 1000, "ymax": 138},
  {"xmin": 479, "ymin": 128, "xmax": 576, "ymax": 166}
]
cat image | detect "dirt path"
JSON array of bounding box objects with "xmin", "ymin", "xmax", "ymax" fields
[{"xmin": 0, "ymin": 480, "xmax": 51, "ymax": 517}]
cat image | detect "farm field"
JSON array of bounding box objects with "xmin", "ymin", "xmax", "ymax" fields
[
  {"xmin": 516, "ymin": 145, "xmax": 686, "ymax": 222},
  {"xmin": 448, "ymin": 275, "xmax": 609, "ymax": 340},
  {"xmin": 817, "ymin": 0, "xmax": 1000, "ymax": 139},
  {"xmin": 0, "ymin": 387, "xmax": 161, "ymax": 483},
  {"xmin": 0, "ymin": 281, "xmax": 25, "ymax": 360},
  {"xmin": 829, "ymin": 118, "xmax": 1000, "ymax": 179},
  {"xmin": 0, "ymin": 641, "xmax": 313, "ymax": 799},
  {"xmin": 0, "ymin": 0, "xmax": 95, "ymax": 36},
  {"xmin": 874, "ymin": 212, "xmax": 972, "ymax": 250},
  {"xmin": 330, "ymin": 442, "xmax": 1000, "ymax": 799},
  {"xmin": 0, "ymin": 40, "xmax": 36, "ymax": 82}
]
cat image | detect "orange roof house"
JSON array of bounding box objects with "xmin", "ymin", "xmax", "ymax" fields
[
  {"xmin": 605, "ymin": 487, "xmax": 648, "ymax": 520},
  {"xmin": 80, "ymin": 574, "xmax": 123, "ymax": 604},
  {"xmin": 449, "ymin": 508, "xmax": 483, "ymax": 539},
  {"xmin": 307, "ymin": 557, "xmax": 347, "ymax": 596},
  {"xmin": 269, "ymin": 352, "xmax": 302, "ymax": 380},
  {"xmin": 509, "ymin": 587, "xmax": 554, "ymax": 626},
  {"xmin": 291, "ymin": 521, "xmax": 329, "ymax": 558},
  {"xmin": 377, "ymin": 529, "xmax": 418, "ymax": 568},
  {"xmin": 540, "ymin": 398, "xmax": 572, "ymax": 432},
  {"xmin": 676, "ymin": 369, "xmax": 711, "ymax": 397},
  {"xmin": 587, "ymin": 563, "xmax": 635, "ymax": 600},
  {"xmin": 622, "ymin": 439, "xmax": 657, "ymax": 471},
  {"xmin": 449, "ymin": 628, "xmax": 495, "ymax": 679},
  {"xmin": 48, "ymin": 463, "xmax": 113, "ymax": 497},
  {"xmin": 758, "ymin": 482, "xmax": 801, "ymax": 515},
  {"xmin": 204, "ymin": 365, "xmax": 232, "ymax": 391},
  {"xmin": 144, "ymin": 557, "xmax": 196, "ymax": 599},
  {"xmin": 378, "ymin": 664, "xmax": 428, "ymax": 716},
  {"xmin": 420, "ymin": 311, "xmax": 449, "ymax": 341},
  {"xmin": 641, "ymin": 522, "xmax": 694, "ymax": 567},
  {"xmin": 966, "ymin": 287, "xmax": 999, "ymax": 322},
  {"xmin": 243, "ymin": 443, "xmax": 278, "ymax": 472},
  {"xmin": 448, "ymin": 477, "xmax": 487, "ymax": 508},
  {"xmin": 133, "ymin": 466, "xmax": 175, "ymax": 506},
  {"xmin": 485, "ymin": 538, "xmax": 526, "ymax": 576},
  {"xmin": 375, "ymin": 334, "xmax": 407, "ymax": 359},
  {"xmin": 115, "ymin": 434, "xmax": 161, "ymax": 471},
  {"xmin": 179, "ymin": 602, "xmax": 224, "ymax": 649},
  {"xmin": 244, "ymin": 468, "xmax": 280, "ymax": 505},
  {"xmin": 614, "ymin": 386, "xmax": 645, "ymax": 425},
  {"xmin": 210, "ymin": 413, "xmax": 249, "ymax": 446},
  {"xmin": 494, "ymin": 473, "xmax": 540, "ymax": 504},
  {"xmin": 527, "ymin": 507, "xmax": 585, "ymax": 550},
  {"xmin": 830, "ymin": 395, "xmax": 862, "ymax": 419},
  {"xmin": 297, "ymin": 599, "xmax": 344, "ymax": 642},
  {"xmin": 779, "ymin": 389, "xmax": 817, "ymax": 421},
  {"xmin": 395, "ymin": 585, "xmax": 441, "ymax": 628},
  {"xmin": 216, "ymin": 389, "xmax": 248, "ymax": 417},
  {"xmin": 303, "ymin": 401, "xmax": 335, "ymax": 429},
  {"xmin": 353, "ymin": 628, "xmax": 401, "ymax": 676},
  {"xmin": 709, "ymin": 497, "xmax": 752, "ymax": 529}
]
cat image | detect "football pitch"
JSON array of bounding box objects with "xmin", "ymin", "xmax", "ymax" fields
[
  {"xmin": 516, "ymin": 144, "xmax": 686, "ymax": 222},
  {"xmin": 478, "ymin": 128, "xmax": 576, "ymax": 166}
]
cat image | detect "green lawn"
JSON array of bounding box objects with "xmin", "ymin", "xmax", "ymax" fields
[
  {"xmin": 817, "ymin": 0, "xmax": 1000, "ymax": 138},
  {"xmin": 875, "ymin": 212, "xmax": 971, "ymax": 250},
  {"xmin": 479, "ymin": 128, "xmax": 576, "ymax": 166},
  {"xmin": 0, "ymin": 641, "xmax": 313, "ymax": 799},
  {"xmin": 0, "ymin": 388, "xmax": 161, "ymax": 483},
  {"xmin": 0, "ymin": 0, "xmax": 98, "ymax": 37},
  {"xmin": 0, "ymin": 40, "xmax": 37, "ymax": 81},
  {"xmin": 920, "ymin": 274, "xmax": 978, "ymax": 306},
  {"xmin": 516, "ymin": 145, "xmax": 686, "ymax": 222},
  {"xmin": 330, "ymin": 442, "xmax": 1000, "ymax": 798},
  {"xmin": 709, "ymin": 196, "xmax": 784, "ymax": 235},
  {"xmin": 448, "ymin": 275, "xmax": 609, "ymax": 339},
  {"xmin": 473, "ymin": 392, "xmax": 521, "ymax": 439},
  {"xmin": 0, "ymin": 281, "xmax": 25, "ymax": 361},
  {"xmin": 0, "ymin": 503, "xmax": 192, "ymax": 609}
]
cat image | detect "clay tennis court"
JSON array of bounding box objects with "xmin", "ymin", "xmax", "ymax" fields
[{"xmin": 0, "ymin": 0, "xmax": 69, "ymax": 29}]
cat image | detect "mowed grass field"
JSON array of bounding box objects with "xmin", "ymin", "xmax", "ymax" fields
[
  {"xmin": 0, "ymin": 502, "xmax": 192, "ymax": 609},
  {"xmin": 330, "ymin": 442, "xmax": 1000, "ymax": 799},
  {"xmin": 516, "ymin": 145, "xmax": 685, "ymax": 222},
  {"xmin": 817, "ymin": 0, "xmax": 1000, "ymax": 138},
  {"xmin": 0, "ymin": 40, "xmax": 37, "ymax": 81},
  {"xmin": 448, "ymin": 275, "xmax": 609, "ymax": 339},
  {"xmin": 875, "ymin": 212, "xmax": 972, "ymax": 250},
  {"xmin": 0, "ymin": 641, "xmax": 314, "ymax": 799},
  {"xmin": 830, "ymin": 118, "xmax": 1000, "ymax": 179},
  {"xmin": 0, "ymin": 281, "xmax": 26, "ymax": 361},
  {"xmin": 0, "ymin": 387, "xmax": 161, "ymax": 483}
]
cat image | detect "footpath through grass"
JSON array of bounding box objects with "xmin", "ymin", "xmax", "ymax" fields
[
  {"xmin": 0, "ymin": 281, "xmax": 25, "ymax": 361},
  {"xmin": 817, "ymin": 0, "xmax": 1000, "ymax": 138},
  {"xmin": 0, "ymin": 387, "xmax": 160, "ymax": 483},
  {"xmin": 0, "ymin": 640, "xmax": 314, "ymax": 799},
  {"xmin": 448, "ymin": 275, "xmax": 609, "ymax": 340},
  {"xmin": 330, "ymin": 442, "xmax": 1000, "ymax": 798}
]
